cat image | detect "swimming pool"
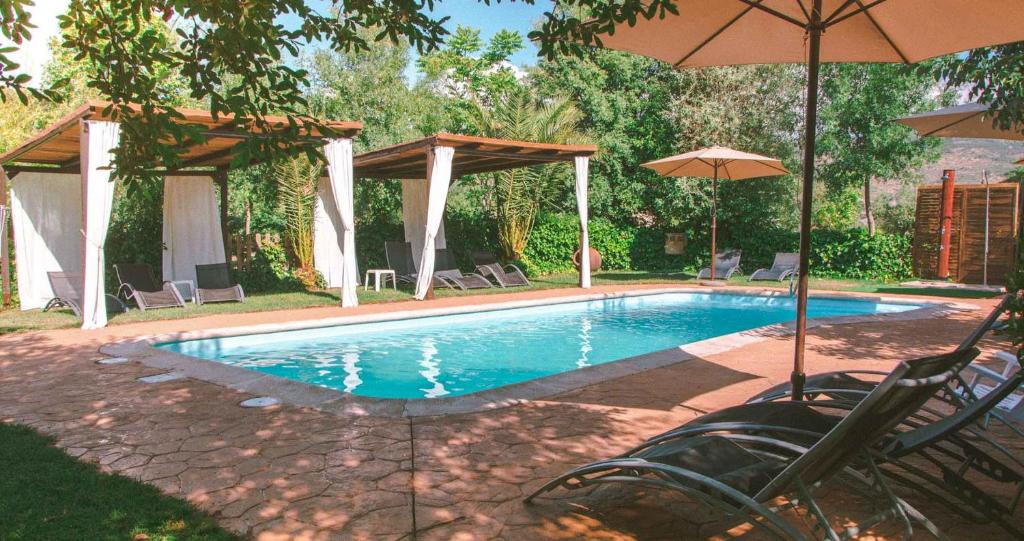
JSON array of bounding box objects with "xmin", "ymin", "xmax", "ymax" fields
[{"xmin": 157, "ymin": 293, "xmax": 917, "ymax": 400}]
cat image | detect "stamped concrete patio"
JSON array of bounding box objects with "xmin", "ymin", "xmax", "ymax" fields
[{"xmin": 1, "ymin": 284, "xmax": 1020, "ymax": 540}]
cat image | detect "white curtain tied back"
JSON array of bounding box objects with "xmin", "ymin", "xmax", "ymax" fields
[
  {"xmin": 324, "ymin": 138, "xmax": 359, "ymax": 307},
  {"xmin": 575, "ymin": 156, "xmax": 591, "ymax": 288},
  {"xmin": 414, "ymin": 146, "xmax": 455, "ymax": 299},
  {"xmin": 81, "ymin": 120, "xmax": 121, "ymax": 330}
]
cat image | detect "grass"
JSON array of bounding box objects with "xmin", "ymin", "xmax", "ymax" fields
[
  {"xmin": 0, "ymin": 423, "xmax": 240, "ymax": 541},
  {"xmin": 1, "ymin": 271, "xmax": 999, "ymax": 335}
]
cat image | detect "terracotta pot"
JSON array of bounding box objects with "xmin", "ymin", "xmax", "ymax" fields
[{"xmin": 572, "ymin": 247, "xmax": 602, "ymax": 272}]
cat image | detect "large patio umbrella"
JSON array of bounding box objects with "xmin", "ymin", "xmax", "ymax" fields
[
  {"xmin": 896, "ymin": 103, "xmax": 1024, "ymax": 140},
  {"xmin": 593, "ymin": 0, "xmax": 1024, "ymax": 400},
  {"xmin": 897, "ymin": 103, "xmax": 1024, "ymax": 285},
  {"xmin": 643, "ymin": 146, "xmax": 789, "ymax": 279}
]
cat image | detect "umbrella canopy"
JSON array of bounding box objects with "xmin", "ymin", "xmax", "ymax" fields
[
  {"xmin": 591, "ymin": 0, "xmax": 1024, "ymax": 401},
  {"xmin": 643, "ymin": 146, "xmax": 789, "ymax": 179},
  {"xmin": 896, "ymin": 103, "xmax": 1024, "ymax": 140},
  {"xmin": 643, "ymin": 146, "xmax": 788, "ymax": 280},
  {"xmin": 1017, "ymin": 158, "xmax": 1023, "ymax": 165}
]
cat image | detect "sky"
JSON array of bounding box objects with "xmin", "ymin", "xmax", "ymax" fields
[{"xmin": 5, "ymin": 0, "xmax": 552, "ymax": 86}]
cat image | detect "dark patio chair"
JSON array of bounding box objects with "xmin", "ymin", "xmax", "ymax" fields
[
  {"xmin": 43, "ymin": 271, "xmax": 127, "ymax": 318},
  {"xmin": 195, "ymin": 263, "xmax": 245, "ymax": 305},
  {"xmin": 471, "ymin": 250, "xmax": 530, "ymax": 288},
  {"xmin": 114, "ymin": 263, "xmax": 186, "ymax": 311},
  {"xmin": 434, "ymin": 248, "xmax": 492, "ymax": 290},
  {"xmin": 384, "ymin": 241, "xmax": 455, "ymax": 289},
  {"xmin": 526, "ymin": 348, "xmax": 975, "ymax": 540}
]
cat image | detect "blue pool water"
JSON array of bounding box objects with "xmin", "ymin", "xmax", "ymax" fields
[{"xmin": 157, "ymin": 293, "xmax": 917, "ymax": 399}]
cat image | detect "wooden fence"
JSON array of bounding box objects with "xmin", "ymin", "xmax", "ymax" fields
[
  {"xmin": 912, "ymin": 182, "xmax": 1020, "ymax": 285},
  {"xmin": 228, "ymin": 233, "xmax": 282, "ymax": 271}
]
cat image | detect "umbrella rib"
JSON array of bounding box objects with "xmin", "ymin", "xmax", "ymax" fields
[
  {"xmin": 755, "ymin": 160, "xmax": 790, "ymax": 174},
  {"xmin": 827, "ymin": 0, "xmax": 892, "ymax": 26},
  {"xmin": 794, "ymin": 0, "xmax": 812, "ymax": 22},
  {"xmin": 662, "ymin": 159, "xmax": 696, "ymax": 177},
  {"xmin": 920, "ymin": 110, "xmax": 987, "ymax": 137},
  {"xmin": 851, "ymin": 0, "xmax": 908, "ymax": 63},
  {"xmin": 674, "ymin": 3, "xmax": 758, "ymax": 67},
  {"xmin": 735, "ymin": 0, "xmax": 808, "ymax": 28},
  {"xmin": 823, "ymin": 0, "xmax": 859, "ymax": 25}
]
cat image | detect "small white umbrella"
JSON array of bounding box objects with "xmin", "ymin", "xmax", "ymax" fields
[{"xmin": 643, "ymin": 146, "xmax": 789, "ymax": 279}]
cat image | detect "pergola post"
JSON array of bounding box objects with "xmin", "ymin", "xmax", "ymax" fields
[
  {"xmin": 575, "ymin": 156, "xmax": 591, "ymax": 288},
  {"xmin": 0, "ymin": 166, "xmax": 10, "ymax": 307},
  {"xmin": 80, "ymin": 119, "xmax": 122, "ymax": 330},
  {"xmin": 415, "ymin": 146, "xmax": 454, "ymax": 301}
]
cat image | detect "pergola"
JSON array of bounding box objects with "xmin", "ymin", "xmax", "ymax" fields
[
  {"xmin": 0, "ymin": 100, "xmax": 362, "ymax": 329},
  {"xmin": 350, "ymin": 133, "xmax": 597, "ymax": 299}
]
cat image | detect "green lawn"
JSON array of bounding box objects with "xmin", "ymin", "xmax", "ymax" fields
[
  {"xmin": 0, "ymin": 423, "xmax": 240, "ymax": 541},
  {"xmin": 1, "ymin": 271, "xmax": 999, "ymax": 335}
]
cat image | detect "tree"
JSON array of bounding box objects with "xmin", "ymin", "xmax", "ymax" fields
[
  {"xmin": 935, "ymin": 43, "xmax": 1024, "ymax": 134},
  {"xmin": 417, "ymin": 25, "xmax": 526, "ymax": 133},
  {"xmin": 471, "ymin": 86, "xmax": 586, "ymax": 259},
  {"xmin": 817, "ymin": 63, "xmax": 945, "ymax": 235},
  {"xmin": 274, "ymin": 154, "xmax": 320, "ymax": 287}
]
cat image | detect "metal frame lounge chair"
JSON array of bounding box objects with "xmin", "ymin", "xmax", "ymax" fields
[
  {"xmin": 471, "ymin": 250, "xmax": 530, "ymax": 288},
  {"xmin": 749, "ymin": 252, "xmax": 799, "ymax": 282},
  {"xmin": 384, "ymin": 241, "xmax": 456, "ymax": 289},
  {"xmin": 43, "ymin": 271, "xmax": 127, "ymax": 317},
  {"xmin": 527, "ymin": 348, "xmax": 975, "ymax": 540},
  {"xmin": 195, "ymin": 263, "xmax": 245, "ymax": 305},
  {"xmin": 696, "ymin": 248, "xmax": 741, "ymax": 280},
  {"xmin": 747, "ymin": 294, "xmax": 1013, "ymax": 404},
  {"xmin": 114, "ymin": 263, "xmax": 186, "ymax": 311},
  {"xmin": 696, "ymin": 350, "xmax": 1024, "ymax": 537},
  {"xmin": 434, "ymin": 248, "xmax": 493, "ymax": 290}
]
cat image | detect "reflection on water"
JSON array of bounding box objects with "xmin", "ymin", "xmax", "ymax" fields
[
  {"xmin": 577, "ymin": 316, "xmax": 592, "ymax": 368},
  {"xmin": 342, "ymin": 349, "xmax": 362, "ymax": 393},
  {"xmin": 418, "ymin": 337, "xmax": 449, "ymax": 398}
]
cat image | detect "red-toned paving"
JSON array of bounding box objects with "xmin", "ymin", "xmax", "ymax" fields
[{"xmin": 1, "ymin": 285, "xmax": 1020, "ymax": 540}]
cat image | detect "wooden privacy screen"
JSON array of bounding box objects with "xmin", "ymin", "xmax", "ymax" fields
[{"xmin": 912, "ymin": 183, "xmax": 1020, "ymax": 284}]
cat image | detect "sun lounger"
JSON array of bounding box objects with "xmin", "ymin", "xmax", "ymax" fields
[
  {"xmin": 749, "ymin": 252, "xmax": 798, "ymax": 281},
  {"xmin": 470, "ymin": 250, "xmax": 530, "ymax": 288},
  {"xmin": 527, "ymin": 348, "xmax": 974, "ymax": 540},
  {"xmin": 195, "ymin": 263, "xmax": 245, "ymax": 305},
  {"xmin": 696, "ymin": 248, "xmax": 741, "ymax": 280},
  {"xmin": 43, "ymin": 271, "xmax": 127, "ymax": 317},
  {"xmin": 114, "ymin": 263, "xmax": 186, "ymax": 311},
  {"xmin": 747, "ymin": 294, "xmax": 1013, "ymax": 404},
  {"xmin": 384, "ymin": 241, "xmax": 456, "ymax": 289},
  {"xmin": 434, "ymin": 249, "xmax": 493, "ymax": 290}
]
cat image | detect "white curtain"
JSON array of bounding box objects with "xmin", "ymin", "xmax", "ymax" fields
[
  {"xmin": 9, "ymin": 173, "xmax": 82, "ymax": 310},
  {"xmin": 401, "ymin": 178, "xmax": 446, "ymax": 270},
  {"xmin": 324, "ymin": 138, "xmax": 358, "ymax": 307},
  {"xmin": 575, "ymin": 156, "xmax": 591, "ymax": 288},
  {"xmin": 313, "ymin": 176, "xmax": 345, "ymax": 288},
  {"xmin": 414, "ymin": 146, "xmax": 454, "ymax": 299},
  {"xmin": 162, "ymin": 176, "xmax": 226, "ymax": 284},
  {"xmin": 81, "ymin": 120, "xmax": 121, "ymax": 330}
]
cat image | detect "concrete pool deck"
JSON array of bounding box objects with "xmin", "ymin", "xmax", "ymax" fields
[{"xmin": 1, "ymin": 283, "xmax": 1021, "ymax": 540}]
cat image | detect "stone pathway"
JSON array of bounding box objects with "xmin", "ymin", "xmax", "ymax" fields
[{"xmin": 1, "ymin": 287, "xmax": 1020, "ymax": 540}]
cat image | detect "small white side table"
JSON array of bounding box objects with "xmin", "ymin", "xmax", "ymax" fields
[{"xmin": 363, "ymin": 269, "xmax": 397, "ymax": 292}]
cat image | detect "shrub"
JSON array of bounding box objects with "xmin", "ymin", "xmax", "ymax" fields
[{"xmin": 235, "ymin": 242, "xmax": 306, "ymax": 293}]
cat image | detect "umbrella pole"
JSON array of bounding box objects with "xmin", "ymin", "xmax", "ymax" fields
[
  {"xmin": 792, "ymin": 3, "xmax": 823, "ymax": 402},
  {"xmin": 710, "ymin": 166, "xmax": 718, "ymax": 280}
]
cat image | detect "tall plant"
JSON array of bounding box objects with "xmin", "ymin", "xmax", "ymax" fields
[
  {"xmin": 471, "ymin": 87, "xmax": 586, "ymax": 259},
  {"xmin": 273, "ymin": 155, "xmax": 320, "ymax": 285}
]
